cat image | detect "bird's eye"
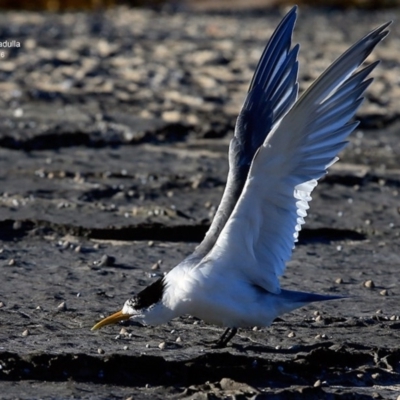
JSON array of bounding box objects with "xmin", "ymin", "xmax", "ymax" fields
[{"xmin": 128, "ymin": 296, "xmax": 140, "ymax": 309}]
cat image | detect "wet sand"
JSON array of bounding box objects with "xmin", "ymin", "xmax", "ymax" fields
[{"xmin": 0, "ymin": 6, "xmax": 399, "ymax": 399}]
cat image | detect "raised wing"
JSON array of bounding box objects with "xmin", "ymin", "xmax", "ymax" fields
[
  {"xmin": 192, "ymin": 7, "xmax": 299, "ymax": 259},
  {"xmin": 203, "ymin": 22, "xmax": 390, "ymax": 294}
]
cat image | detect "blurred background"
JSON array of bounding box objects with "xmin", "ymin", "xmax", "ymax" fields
[{"xmin": 0, "ymin": 0, "xmax": 398, "ymax": 11}]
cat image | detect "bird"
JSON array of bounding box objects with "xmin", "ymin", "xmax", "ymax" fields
[{"xmin": 92, "ymin": 7, "xmax": 390, "ymax": 348}]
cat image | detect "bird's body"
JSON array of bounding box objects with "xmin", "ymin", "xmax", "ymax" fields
[{"xmin": 92, "ymin": 7, "xmax": 390, "ymax": 347}]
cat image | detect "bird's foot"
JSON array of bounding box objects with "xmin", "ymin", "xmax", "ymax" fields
[{"xmin": 210, "ymin": 327, "xmax": 238, "ymax": 348}]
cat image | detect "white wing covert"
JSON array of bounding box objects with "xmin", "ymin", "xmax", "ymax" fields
[{"xmin": 203, "ymin": 22, "xmax": 390, "ymax": 294}]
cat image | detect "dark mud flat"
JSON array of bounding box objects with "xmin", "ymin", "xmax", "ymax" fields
[{"xmin": 1, "ymin": 6, "xmax": 400, "ymax": 400}]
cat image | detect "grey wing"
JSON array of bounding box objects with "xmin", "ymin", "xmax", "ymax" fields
[
  {"xmin": 191, "ymin": 6, "xmax": 299, "ymax": 260},
  {"xmin": 204, "ymin": 21, "xmax": 390, "ymax": 293}
]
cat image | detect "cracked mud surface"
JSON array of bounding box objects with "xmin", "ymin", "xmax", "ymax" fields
[{"xmin": 0, "ymin": 6, "xmax": 400, "ymax": 400}]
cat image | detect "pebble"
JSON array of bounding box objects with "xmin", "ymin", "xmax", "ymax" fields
[
  {"xmin": 363, "ymin": 280, "xmax": 375, "ymax": 288},
  {"xmin": 176, "ymin": 337, "xmax": 182, "ymax": 343},
  {"xmin": 74, "ymin": 245, "xmax": 82, "ymax": 253},
  {"xmin": 158, "ymin": 342, "xmax": 166, "ymax": 350},
  {"xmin": 315, "ymin": 315, "xmax": 323, "ymax": 322},
  {"xmin": 123, "ymin": 345, "xmax": 128, "ymax": 350},
  {"xmin": 22, "ymin": 329, "xmax": 29, "ymax": 337},
  {"xmin": 390, "ymin": 315, "xmax": 397, "ymax": 321},
  {"xmin": 8, "ymin": 259, "xmax": 15, "ymax": 266},
  {"xmin": 335, "ymin": 278, "xmax": 343, "ymax": 284},
  {"xmin": 98, "ymin": 254, "xmax": 115, "ymax": 267},
  {"xmin": 119, "ymin": 327, "xmax": 128, "ymax": 336},
  {"xmin": 252, "ymin": 326, "xmax": 258, "ymax": 331},
  {"xmin": 57, "ymin": 301, "xmax": 67, "ymax": 311},
  {"xmin": 380, "ymin": 289, "xmax": 388, "ymax": 296},
  {"xmin": 147, "ymin": 241, "xmax": 154, "ymax": 247},
  {"xmin": 287, "ymin": 331, "xmax": 295, "ymax": 338},
  {"xmin": 13, "ymin": 221, "xmax": 22, "ymax": 230},
  {"xmin": 97, "ymin": 348, "xmax": 105, "ymax": 354},
  {"xmin": 313, "ymin": 379, "xmax": 321, "ymax": 387},
  {"xmin": 371, "ymin": 372, "xmax": 380, "ymax": 380},
  {"xmin": 151, "ymin": 260, "xmax": 162, "ymax": 270},
  {"xmin": 0, "ymin": 302, "xmax": 4, "ymax": 308}
]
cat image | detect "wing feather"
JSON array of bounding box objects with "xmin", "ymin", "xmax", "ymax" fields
[
  {"xmin": 191, "ymin": 7, "xmax": 299, "ymax": 260},
  {"xmin": 203, "ymin": 22, "xmax": 390, "ymax": 294}
]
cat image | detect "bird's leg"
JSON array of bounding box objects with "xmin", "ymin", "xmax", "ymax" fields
[{"xmin": 212, "ymin": 327, "xmax": 238, "ymax": 348}]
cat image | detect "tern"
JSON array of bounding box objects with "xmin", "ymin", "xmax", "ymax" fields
[{"xmin": 92, "ymin": 7, "xmax": 390, "ymax": 347}]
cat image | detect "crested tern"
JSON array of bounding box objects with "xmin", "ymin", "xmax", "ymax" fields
[{"xmin": 92, "ymin": 7, "xmax": 390, "ymax": 347}]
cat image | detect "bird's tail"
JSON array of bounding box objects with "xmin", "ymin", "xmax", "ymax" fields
[{"xmin": 279, "ymin": 289, "xmax": 345, "ymax": 304}]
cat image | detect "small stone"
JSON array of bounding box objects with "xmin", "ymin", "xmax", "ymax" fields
[
  {"xmin": 74, "ymin": 245, "xmax": 82, "ymax": 253},
  {"xmin": 13, "ymin": 221, "xmax": 22, "ymax": 230},
  {"xmin": 57, "ymin": 301, "xmax": 66, "ymax": 311},
  {"xmin": 390, "ymin": 315, "xmax": 397, "ymax": 321},
  {"xmin": 119, "ymin": 327, "xmax": 128, "ymax": 336},
  {"xmin": 364, "ymin": 280, "xmax": 375, "ymax": 288},
  {"xmin": 0, "ymin": 302, "xmax": 4, "ymax": 308},
  {"xmin": 158, "ymin": 342, "xmax": 166, "ymax": 350},
  {"xmin": 36, "ymin": 305, "xmax": 42, "ymax": 310},
  {"xmin": 145, "ymin": 344, "xmax": 150, "ymax": 348},
  {"xmin": 314, "ymin": 311, "xmax": 320, "ymax": 316},
  {"xmin": 148, "ymin": 241, "xmax": 154, "ymax": 247},
  {"xmin": 98, "ymin": 254, "xmax": 115, "ymax": 267},
  {"xmin": 288, "ymin": 331, "xmax": 295, "ymax": 338},
  {"xmin": 176, "ymin": 337, "xmax": 182, "ymax": 343},
  {"xmin": 252, "ymin": 326, "xmax": 258, "ymax": 331},
  {"xmin": 315, "ymin": 315, "xmax": 323, "ymax": 322},
  {"xmin": 151, "ymin": 261, "xmax": 161, "ymax": 270},
  {"xmin": 371, "ymin": 373, "xmax": 380, "ymax": 380},
  {"xmin": 97, "ymin": 348, "xmax": 105, "ymax": 354},
  {"xmin": 8, "ymin": 259, "xmax": 15, "ymax": 266},
  {"xmin": 22, "ymin": 329, "xmax": 29, "ymax": 337},
  {"xmin": 123, "ymin": 345, "xmax": 128, "ymax": 350},
  {"xmin": 314, "ymin": 380, "xmax": 321, "ymax": 387},
  {"xmin": 335, "ymin": 278, "xmax": 343, "ymax": 284},
  {"xmin": 357, "ymin": 373, "xmax": 364, "ymax": 379},
  {"xmin": 380, "ymin": 289, "xmax": 388, "ymax": 296},
  {"xmin": 315, "ymin": 334, "xmax": 321, "ymax": 340},
  {"xmin": 376, "ymin": 309, "xmax": 382, "ymax": 314}
]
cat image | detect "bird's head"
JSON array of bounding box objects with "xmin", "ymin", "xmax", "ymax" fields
[{"xmin": 91, "ymin": 277, "xmax": 168, "ymax": 331}]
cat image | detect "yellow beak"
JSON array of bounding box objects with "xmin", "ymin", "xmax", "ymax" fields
[{"xmin": 91, "ymin": 310, "xmax": 131, "ymax": 331}]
